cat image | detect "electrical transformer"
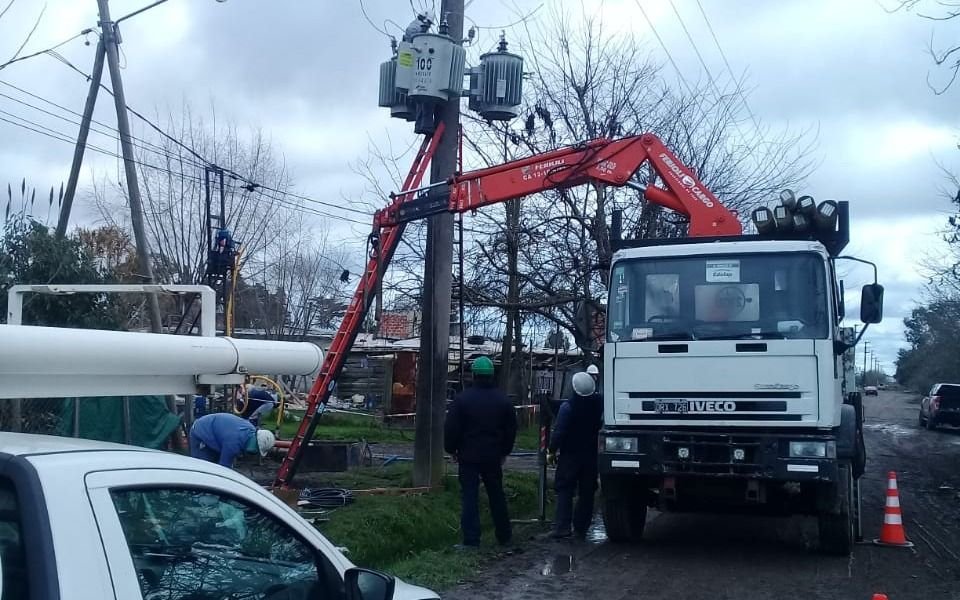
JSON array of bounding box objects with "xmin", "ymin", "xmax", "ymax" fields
[
  {"xmin": 378, "ymin": 57, "xmax": 415, "ymax": 121},
  {"xmin": 469, "ymin": 38, "xmax": 523, "ymax": 121},
  {"xmin": 401, "ymin": 32, "xmax": 466, "ymax": 101}
]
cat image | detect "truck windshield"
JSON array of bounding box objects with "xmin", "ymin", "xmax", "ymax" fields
[{"xmin": 608, "ymin": 252, "xmax": 829, "ymax": 342}]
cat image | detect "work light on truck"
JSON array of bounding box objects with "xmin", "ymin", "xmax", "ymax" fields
[
  {"xmin": 788, "ymin": 441, "xmax": 836, "ymax": 459},
  {"xmin": 797, "ymin": 195, "xmax": 817, "ymax": 218},
  {"xmin": 604, "ymin": 436, "xmax": 639, "ymax": 453},
  {"xmin": 815, "ymin": 200, "xmax": 838, "ymax": 231},
  {"xmin": 773, "ymin": 205, "xmax": 792, "ymax": 231},
  {"xmin": 751, "ymin": 207, "xmax": 776, "ymax": 235},
  {"xmin": 779, "ymin": 188, "xmax": 797, "ymax": 210}
]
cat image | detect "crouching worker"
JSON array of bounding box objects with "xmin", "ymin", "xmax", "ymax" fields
[
  {"xmin": 189, "ymin": 412, "xmax": 275, "ymax": 468},
  {"xmin": 548, "ymin": 372, "xmax": 603, "ymax": 539}
]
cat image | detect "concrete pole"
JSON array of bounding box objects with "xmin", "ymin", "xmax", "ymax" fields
[
  {"xmin": 96, "ymin": 0, "xmax": 164, "ymax": 335},
  {"xmin": 413, "ymin": 0, "xmax": 463, "ymax": 488},
  {"xmin": 56, "ymin": 39, "xmax": 106, "ymax": 239}
]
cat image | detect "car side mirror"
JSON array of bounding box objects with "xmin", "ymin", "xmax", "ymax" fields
[
  {"xmin": 345, "ymin": 567, "xmax": 396, "ymax": 600},
  {"xmin": 860, "ymin": 284, "xmax": 884, "ymax": 324}
]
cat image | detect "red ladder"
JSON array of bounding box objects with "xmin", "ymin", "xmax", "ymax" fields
[{"xmin": 274, "ymin": 124, "xmax": 445, "ymax": 488}]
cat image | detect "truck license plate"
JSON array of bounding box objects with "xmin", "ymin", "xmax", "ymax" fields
[{"xmin": 655, "ymin": 399, "xmax": 689, "ymax": 414}]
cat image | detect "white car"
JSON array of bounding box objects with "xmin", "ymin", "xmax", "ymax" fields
[{"xmin": 0, "ymin": 433, "xmax": 437, "ymax": 600}]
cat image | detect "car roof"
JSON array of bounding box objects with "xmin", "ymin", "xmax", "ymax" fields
[{"xmin": 0, "ymin": 432, "xmax": 156, "ymax": 457}]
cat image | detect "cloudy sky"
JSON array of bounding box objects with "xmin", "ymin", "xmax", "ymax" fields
[{"xmin": 0, "ymin": 0, "xmax": 957, "ymax": 369}]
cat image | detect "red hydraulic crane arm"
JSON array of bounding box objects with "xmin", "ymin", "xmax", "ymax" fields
[
  {"xmin": 277, "ymin": 129, "xmax": 738, "ymax": 488},
  {"xmin": 376, "ymin": 133, "xmax": 742, "ymax": 237}
]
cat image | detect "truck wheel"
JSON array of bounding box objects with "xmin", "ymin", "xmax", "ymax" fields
[
  {"xmin": 603, "ymin": 495, "xmax": 646, "ymax": 543},
  {"xmin": 818, "ymin": 461, "xmax": 854, "ymax": 555},
  {"xmin": 852, "ymin": 475, "xmax": 863, "ymax": 542}
]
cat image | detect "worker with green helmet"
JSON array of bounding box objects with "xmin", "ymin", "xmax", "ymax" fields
[{"xmin": 444, "ymin": 356, "xmax": 517, "ymax": 549}]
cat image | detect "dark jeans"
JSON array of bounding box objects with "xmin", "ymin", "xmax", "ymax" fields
[
  {"xmin": 458, "ymin": 461, "xmax": 512, "ymax": 546},
  {"xmin": 554, "ymin": 454, "xmax": 599, "ymax": 535}
]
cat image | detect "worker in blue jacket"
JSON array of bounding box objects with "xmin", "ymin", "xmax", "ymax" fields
[
  {"xmin": 548, "ymin": 371, "xmax": 603, "ymax": 539},
  {"xmin": 189, "ymin": 413, "xmax": 275, "ymax": 467}
]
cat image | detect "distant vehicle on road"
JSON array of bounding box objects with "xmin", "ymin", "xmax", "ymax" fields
[
  {"xmin": 920, "ymin": 383, "xmax": 960, "ymax": 430},
  {"xmin": 0, "ymin": 433, "xmax": 437, "ymax": 600},
  {"xmin": 864, "ymin": 386, "xmax": 879, "ymax": 396},
  {"xmin": 878, "ymin": 383, "xmax": 886, "ymax": 390}
]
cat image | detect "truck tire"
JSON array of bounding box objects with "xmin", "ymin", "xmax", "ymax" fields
[
  {"xmin": 603, "ymin": 495, "xmax": 646, "ymax": 543},
  {"xmin": 818, "ymin": 461, "xmax": 854, "ymax": 555}
]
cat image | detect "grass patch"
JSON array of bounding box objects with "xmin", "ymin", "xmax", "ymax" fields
[
  {"xmin": 313, "ymin": 464, "xmax": 540, "ymax": 590},
  {"xmin": 515, "ymin": 424, "xmax": 540, "ymax": 451},
  {"xmin": 272, "ymin": 410, "xmax": 413, "ymax": 444}
]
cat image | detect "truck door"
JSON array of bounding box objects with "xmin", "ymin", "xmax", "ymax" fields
[{"xmin": 85, "ymin": 469, "xmax": 348, "ymax": 600}]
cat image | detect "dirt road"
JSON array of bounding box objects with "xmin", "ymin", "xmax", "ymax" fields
[{"xmin": 446, "ymin": 391, "xmax": 960, "ymax": 600}]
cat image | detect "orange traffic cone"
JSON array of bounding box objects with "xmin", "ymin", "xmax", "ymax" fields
[{"xmin": 873, "ymin": 471, "xmax": 914, "ymax": 548}]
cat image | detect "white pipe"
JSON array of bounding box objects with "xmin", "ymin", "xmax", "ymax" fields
[
  {"xmin": 6, "ymin": 284, "xmax": 217, "ymax": 336},
  {"xmin": 0, "ymin": 325, "xmax": 322, "ymax": 399}
]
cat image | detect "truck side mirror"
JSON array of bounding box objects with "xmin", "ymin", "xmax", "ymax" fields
[
  {"xmin": 860, "ymin": 284, "xmax": 884, "ymax": 324},
  {"xmin": 345, "ymin": 568, "xmax": 396, "ymax": 600}
]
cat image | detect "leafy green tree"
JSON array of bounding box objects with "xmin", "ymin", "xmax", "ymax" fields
[
  {"xmin": 895, "ymin": 299, "xmax": 960, "ymax": 392},
  {"xmin": 0, "ymin": 216, "xmax": 124, "ymax": 329}
]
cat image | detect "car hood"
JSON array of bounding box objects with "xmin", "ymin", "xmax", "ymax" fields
[{"xmin": 394, "ymin": 578, "xmax": 440, "ymax": 599}]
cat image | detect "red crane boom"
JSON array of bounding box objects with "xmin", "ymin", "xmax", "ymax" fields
[{"xmin": 275, "ymin": 130, "xmax": 741, "ymax": 488}]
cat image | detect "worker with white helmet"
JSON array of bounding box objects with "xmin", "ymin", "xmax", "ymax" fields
[
  {"xmin": 586, "ymin": 364, "xmax": 601, "ymax": 391},
  {"xmin": 548, "ymin": 371, "xmax": 603, "ymax": 539},
  {"xmin": 189, "ymin": 412, "xmax": 275, "ymax": 468}
]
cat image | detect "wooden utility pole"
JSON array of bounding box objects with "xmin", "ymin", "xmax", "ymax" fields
[
  {"xmin": 413, "ymin": 0, "xmax": 463, "ymax": 488},
  {"xmin": 96, "ymin": 0, "xmax": 164, "ymax": 334},
  {"xmin": 57, "ymin": 39, "xmax": 106, "ymax": 238}
]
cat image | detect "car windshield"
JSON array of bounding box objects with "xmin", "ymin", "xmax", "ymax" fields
[
  {"xmin": 608, "ymin": 252, "xmax": 829, "ymax": 342},
  {"xmin": 936, "ymin": 385, "xmax": 960, "ymax": 399}
]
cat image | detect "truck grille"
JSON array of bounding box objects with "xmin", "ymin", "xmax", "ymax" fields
[{"xmin": 660, "ymin": 433, "xmax": 769, "ymax": 476}]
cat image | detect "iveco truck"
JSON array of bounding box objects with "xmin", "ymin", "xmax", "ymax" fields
[{"xmin": 600, "ymin": 201, "xmax": 882, "ymax": 555}]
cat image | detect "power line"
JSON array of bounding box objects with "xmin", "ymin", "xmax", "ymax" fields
[
  {"xmin": 0, "ymin": 110, "xmax": 370, "ymax": 226},
  {"xmin": 41, "ymin": 55, "xmax": 375, "ymax": 218},
  {"xmin": 0, "ymin": 29, "xmax": 92, "ymax": 71},
  {"xmin": 693, "ymin": 0, "xmax": 765, "ymax": 137},
  {"xmin": 633, "ymin": 0, "xmax": 698, "ymax": 98}
]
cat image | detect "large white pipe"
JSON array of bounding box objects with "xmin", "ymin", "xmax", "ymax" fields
[{"xmin": 0, "ymin": 325, "xmax": 322, "ymax": 399}]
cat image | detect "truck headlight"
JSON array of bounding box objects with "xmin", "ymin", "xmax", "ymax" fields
[
  {"xmin": 788, "ymin": 441, "xmax": 836, "ymax": 458},
  {"xmin": 604, "ymin": 437, "xmax": 638, "ymax": 453}
]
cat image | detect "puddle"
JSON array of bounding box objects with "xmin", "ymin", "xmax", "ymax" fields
[
  {"xmin": 585, "ymin": 519, "xmax": 608, "ymax": 544},
  {"xmin": 541, "ymin": 554, "xmax": 575, "ymax": 576},
  {"xmin": 863, "ymin": 423, "xmax": 916, "ymax": 437}
]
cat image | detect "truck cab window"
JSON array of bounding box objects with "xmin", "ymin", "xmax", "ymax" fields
[
  {"xmin": 609, "ymin": 252, "xmax": 829, "ymax": 341},
  {"xmin": 0, "ymin": 478, "xmax": 28, "ymax": 600},
  {"xmin": 110, "ymin": 488, "xmax": 341, "ymax": 600}
]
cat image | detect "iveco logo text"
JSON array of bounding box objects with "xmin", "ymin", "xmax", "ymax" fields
[
  {"xmin": 754, "ymin": 383, "xmax": 800, "ymax": 390},
  {"xmin": 691, "ymin": 401, "xmax": 736, "ymax": 412},
  {"xmin": 658, "ymin": 152, "xmax": 714, "ymax": 208}
]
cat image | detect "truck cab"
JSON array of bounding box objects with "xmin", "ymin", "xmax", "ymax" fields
[{"xmin": 599, "ymin": 237, "xmax": 880, "ymax": 554}]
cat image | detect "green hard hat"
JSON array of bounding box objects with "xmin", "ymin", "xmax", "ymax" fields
[{"xmin": 471, "ymin": 356, "xmax": 495, "ymax": 376}]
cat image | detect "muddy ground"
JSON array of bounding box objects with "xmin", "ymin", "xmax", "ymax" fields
[{"xmin": 445, "ymin": 391, "xmax": 960, "ymax": 600}]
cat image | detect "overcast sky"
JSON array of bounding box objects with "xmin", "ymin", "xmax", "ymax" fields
[{"xmin": 0, "ymin": 0, "xmax": 957, "ymax": 370}]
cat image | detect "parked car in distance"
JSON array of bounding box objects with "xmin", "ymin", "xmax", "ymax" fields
[
  {"xmin": 0, "ymin": 433, "xmax": 438, "ymax": 600},
  {"xmin": 920, "ymin": 383, "xmax": 960, "ymax": 430},
  {"xmin": 864, "ymin": 386, "xmax": 878, "ymax": 396}
]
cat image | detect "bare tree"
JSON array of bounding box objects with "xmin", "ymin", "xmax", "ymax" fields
[
  {"xmin": 888, "ymin": 0, "xmax": 960, "ymax": 93},
  {"xmin": 93, "ymin": 104, "xmax": 293, "ymax": 289}
]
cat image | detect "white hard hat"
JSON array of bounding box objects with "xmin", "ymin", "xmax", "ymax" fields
[
  {"xmin": 572, "ymin": 372, "xmax": 596, "ymax": 397},
  {"xmin": 256, "ymin": 429, "xmax": 276, "ymax": 457},
  {"xmin": 586, "ymin": 364, "xmax": 600, "ymax": 376}
]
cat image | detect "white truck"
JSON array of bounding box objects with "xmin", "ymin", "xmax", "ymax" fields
[
  {"xmin": 600, "ymin": 205, "xmax": 882, "ymax": 555},
  {"xmin": 0, "ymin": 433, "xmax": 437, "ymax": 600}
]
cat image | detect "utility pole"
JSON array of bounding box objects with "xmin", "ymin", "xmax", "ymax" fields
[
  {"xmin": 57, "ymin": 38, "xmax": 106, "ymax": 238},
  {"xmin": 413, "ymin": 0, "xmax": 463, "ymax": 488},
  {"xmin": 96, "ymin": 0, "xmax": 163, "ymax": 334},
  {"xmin": 862, "ymin": 341, "xmax": 869, "ymax": 387}
]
